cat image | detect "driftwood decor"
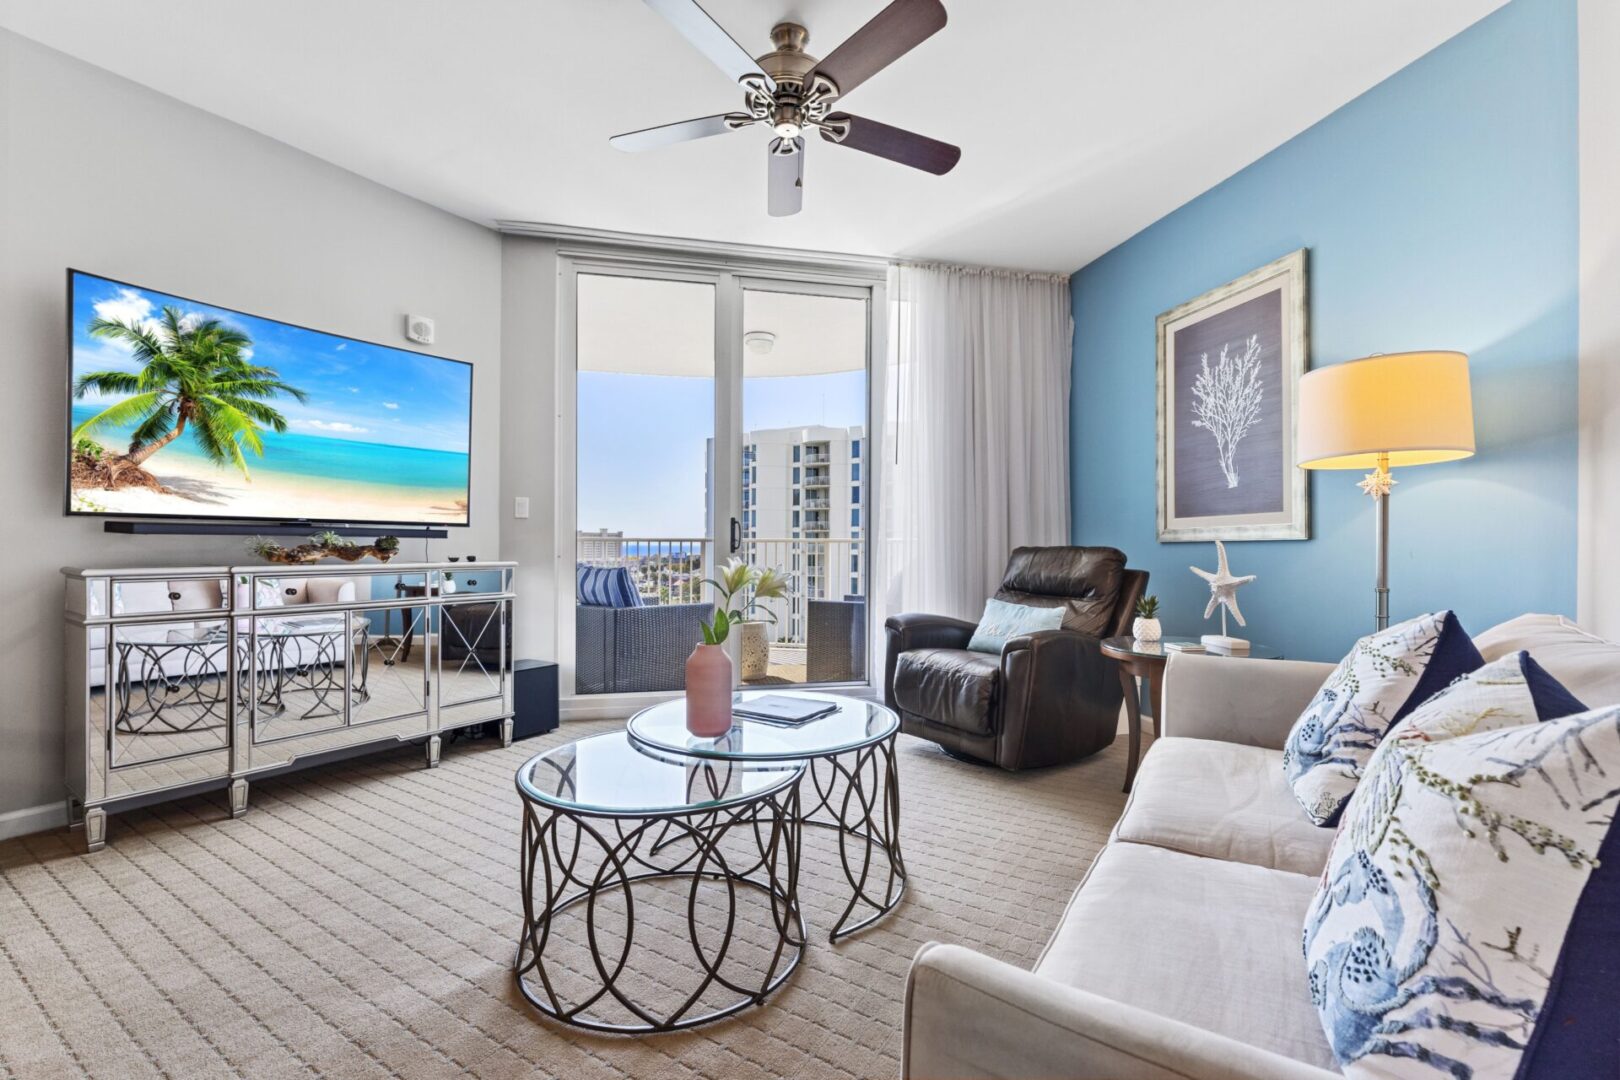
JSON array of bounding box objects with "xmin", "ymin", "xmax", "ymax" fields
[{"xmin": 247, "ymin": 532, "xmax": 401, "ymax": 565}]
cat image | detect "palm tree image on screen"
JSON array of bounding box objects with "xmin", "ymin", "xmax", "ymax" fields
[{"xmin": 70, "ymin": 306, "xmax": 307, "ymax": 494}]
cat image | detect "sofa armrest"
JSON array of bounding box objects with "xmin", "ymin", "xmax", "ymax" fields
[
  {"xmin": 885, "ymin": 612, "xmax": 978, "ymax": 708},
  {"xmin": 1159, "ymin": 653, "xmax": 1334, "ymax": 750},
  {"xmin": 885, "ymin": 612, "xmax": 978, "ymax": 650},
  {"xmin": 905, "ymin": 943, "xmax": 1339, "ymax": 1080}
]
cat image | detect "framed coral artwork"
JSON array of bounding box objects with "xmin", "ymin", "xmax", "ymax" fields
[{"xmin": 1156, "ymin": 249, "xmax": 1309, "ymax": 542}]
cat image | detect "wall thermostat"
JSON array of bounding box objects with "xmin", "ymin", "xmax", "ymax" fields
[{"xmin": 404, "ymin": 314, "xmax": 435, "ymax": 345}]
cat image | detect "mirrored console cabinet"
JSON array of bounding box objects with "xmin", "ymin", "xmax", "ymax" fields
[{"xmin": 63, "ymin": 561, "xmax": 516, "ymax": 852}]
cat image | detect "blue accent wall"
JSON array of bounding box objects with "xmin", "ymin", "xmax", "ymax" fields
[{"xmin": 1070, "ymin": 0, "xmax": 1578, "ymax": 661}]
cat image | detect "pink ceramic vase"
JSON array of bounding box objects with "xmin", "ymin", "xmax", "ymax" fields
[{"xmin": 685, "ymin": 643, "xmax": 734, "ymax": 738}]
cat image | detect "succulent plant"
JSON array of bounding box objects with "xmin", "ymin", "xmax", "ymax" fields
[
  {"xmin": 1135, "ymin": 594, "xmax": 1161, "ymax": 619},
  {"xmin": 309, "ymin": 530, "xmax": 354, "ymax": 548},
  {"xmin": 375, "ymin": 535, "xmax": 401, "ymax": 552},
  {"xmin": 247, "ymin": 536, "xmax": 284, "ymax": 559}
]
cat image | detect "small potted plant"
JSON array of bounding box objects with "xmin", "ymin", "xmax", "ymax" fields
[
  {"xmin": 685, "ymin": 559, "xmax": 793, "ymax": 737},
  {"xmin": 1133, "ymin": 595, "xmax": 1162, "ymax": 642}
]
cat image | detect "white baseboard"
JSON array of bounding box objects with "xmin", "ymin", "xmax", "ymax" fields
[{"xmin": 0, "ymin": 801, "xmax": 68, "ymax": 842}]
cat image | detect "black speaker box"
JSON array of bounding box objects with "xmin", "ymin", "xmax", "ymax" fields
[{"xmin": 511, "ymin": 659, "xmax": 559, "ymax": 741}]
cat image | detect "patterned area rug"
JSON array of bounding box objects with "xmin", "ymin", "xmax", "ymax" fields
[{"xmin": 0, "ymin": 719, "xmax": 1133, "ymax": 1079}]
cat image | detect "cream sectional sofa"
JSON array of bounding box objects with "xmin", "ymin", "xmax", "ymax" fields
[{"xmin": 902, "ymin": 615, "xmax": 1620, "ymax": 1080}]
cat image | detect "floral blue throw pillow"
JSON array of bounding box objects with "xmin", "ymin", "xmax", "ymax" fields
[
  {"xmin": 1303, "ymin": 656, "xmax": 1611, "ymax": 1078},
  {"xmin": 1283, "ymin": 611, "xmax": 1483, "ymax": 826}
]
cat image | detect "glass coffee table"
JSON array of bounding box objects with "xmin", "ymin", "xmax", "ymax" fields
[
  {"xmin": 513, "ymin": 732, "xmax": 805, "ymax": 1033},
  {"xmin": 628, "ymin": 691, "xmax": 906, "ymax": 943}
]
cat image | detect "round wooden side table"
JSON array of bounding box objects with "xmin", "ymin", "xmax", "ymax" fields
[{"xmin": 1101, "ymin": 636, "xmax": 1283, "ymax": 793}]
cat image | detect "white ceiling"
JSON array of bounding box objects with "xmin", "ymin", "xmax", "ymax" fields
[{"xmin": 0, "ymin": 0, "xmax": 1504, "ymax": 273}]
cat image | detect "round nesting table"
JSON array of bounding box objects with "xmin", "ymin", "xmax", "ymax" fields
[
  {"xmin": 628, "ymin": 691, "xmax": 906, "ymax": 943},
  {"xmin": 1101, "ymin": 636, "xmax": 1283, "ymax": 792},
  {"xmin": 513, "ymin": 732, "xmax": 805, "ymax": 1033}
]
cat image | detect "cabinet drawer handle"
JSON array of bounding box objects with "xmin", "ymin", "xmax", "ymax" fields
[
  {"xmin": 466, "ymin": 579, "xmax": 477, "ymax": 587},
  {"xmin": 167, "ymin": 591, "xmax": 182, "ymax": 601},
  {"xmin": 284, "ymin": 587, "xmax": 298, "ymax": 596}
]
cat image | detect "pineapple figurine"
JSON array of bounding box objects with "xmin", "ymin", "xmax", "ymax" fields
[{"xmin": 1132, "ymin": 595, "xmax": 1163, "ymax": 643}]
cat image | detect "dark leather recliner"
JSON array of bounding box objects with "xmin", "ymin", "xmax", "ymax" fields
[{"xmin": 884, "ymin": 546, "xmax": 1147, "ymax": 770}]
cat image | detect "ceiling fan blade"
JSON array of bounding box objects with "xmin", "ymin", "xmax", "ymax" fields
[
  {"xmin": 610, "ymin": 113, "xmax": 749, "ymax": 152},
  {"xmin": 768, "ymin": 138, "xmax": 805, "ymax": 217},
  {"xmin": 641, "ymin": 0, "xmax": 776, "ymax": 92},
  {"xmin": 806, "ymin": 0, "xmax": 946, "ymax": 98},
  {"xmin": 819, "ymin": 113, "xmax": 960, "ymax": 175}
]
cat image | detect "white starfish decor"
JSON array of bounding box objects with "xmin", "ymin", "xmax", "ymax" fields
[
  {"xmin": 1357, "ymin": 469, "xmax": 1397, "ymax": 498},
  {"xmin": 1190, "ymin": 540, "xmax": 1257, "ymax": 628}
]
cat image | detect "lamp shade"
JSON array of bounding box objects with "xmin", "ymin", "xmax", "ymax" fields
[{"xmin": 1297, "ymin": 350, "xmax": 1475, "ymax": 470}]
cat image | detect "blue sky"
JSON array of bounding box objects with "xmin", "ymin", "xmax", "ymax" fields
[
  {"xmin": 579, "ymin": 369, "xmax": 865, "ymax": 536},
  {"xmin": 70, "ymin": 271, "xmax": 471, "ymax": 454}
]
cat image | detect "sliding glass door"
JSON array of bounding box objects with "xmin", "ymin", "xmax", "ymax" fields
[
  {"xmin": 565, "ymin": 262, "xmax": 872, "ymax": 698},
  {"xmin": 738, "ymin": 282, "xmax": 869, "ymax": 685},
  {"xmin": 573, "ymin": 271, "xmax": 716, "ymax": 696}
]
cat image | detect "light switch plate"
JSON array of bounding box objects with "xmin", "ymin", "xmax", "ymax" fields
[{"xmin": 513, "ymin": 496, "xmax": 530, "ymax": 519}]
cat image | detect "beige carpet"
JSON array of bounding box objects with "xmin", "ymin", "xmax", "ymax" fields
[{"xmin": 0, "ymin": 720, "xmax": 1136, "ymax": 1080}]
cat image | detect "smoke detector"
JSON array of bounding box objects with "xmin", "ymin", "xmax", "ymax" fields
[
  {"xmin": 744, "ymin": 330, "xmax": 776, "ymax": 355},
  {"xmin": 405, "ymin": 314, "xmax": 436, "ymax": 345}
]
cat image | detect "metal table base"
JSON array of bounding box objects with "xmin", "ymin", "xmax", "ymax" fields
[{"xmin": 515, "ymin": 764, "xmax": 804, "ymax": 1034}]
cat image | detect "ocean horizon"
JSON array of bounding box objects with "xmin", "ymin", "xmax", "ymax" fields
[{"xmin": 72, "ymin": 403, "xmax": 469, "ymax": 495}]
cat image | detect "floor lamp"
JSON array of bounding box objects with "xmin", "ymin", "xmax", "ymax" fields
[{"xmin": 1297, "ymin": 351, "xmax": 1475, "ymax": 632}]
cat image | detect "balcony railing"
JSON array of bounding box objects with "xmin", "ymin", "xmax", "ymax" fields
[{"xmin": 575, "ymin": 535, "xmax": 864, "ymax": 644}]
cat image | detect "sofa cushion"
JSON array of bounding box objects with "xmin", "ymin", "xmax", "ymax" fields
[
  {"xmin": 1305, "ymin": 700, "xmax": 1620, "ymax": 1078},
  {"xmin": 1115, "ymin": 739, "xmax": 1336, "ymax": 876},
  {"xmin": 111, "ymin": 579, "xmax": 173, "ymax": 615},
  {"xmin": 966, "ymin": 598, "xmax": 1064, "ymax": 654},
  {"xmin": 306, "ymin": 577, "xmax": 359, "ymax": 605},
  {"xmin": 168, "ymin": 577, "xmax": 223, "ymax": 611},
  {"xmin": 1282, "ymin": 610, "xmax": 1483, "ymax": 827},
  {"xmin": 892, "ymin": 648, "xmax": 1000, "ymax": 736},
  {"xmin": 993, "ymin": 546, "xmax": 1124, "ymax": 637},
  {"xmin": 1036, "ymin": 842, "xmax": 1337, "ymax": 1072},
  {"xmin": 262, "ymin": 577, "xmax": 307, "ymax": 606},
  {"xmin": 1475, "ymin": 612, "xmax": 1620, "ymax": 707}
]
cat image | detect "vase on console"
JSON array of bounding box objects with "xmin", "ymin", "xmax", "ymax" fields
[{"xmin": 685, "ymin": 644, "xmax": 734, "ymax": 738}]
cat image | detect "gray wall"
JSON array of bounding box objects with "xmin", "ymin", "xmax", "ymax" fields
[{"xmin": 0, "ymin": 31, "xmax": 503, "ymax": 825}]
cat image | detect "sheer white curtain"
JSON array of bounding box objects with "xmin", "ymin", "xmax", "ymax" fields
[{"xmin": 874, "ymin": 262, "xmax": 1073, "ymax": 645}]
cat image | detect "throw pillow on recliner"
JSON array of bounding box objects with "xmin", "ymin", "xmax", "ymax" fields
[
  {"xmin": 1282, "ymin": 611, "xmax": 1483, "ymax": 827},
  {"xmin": 966, "ymin": 598, "xmax": 1065, "ymax": 654}
]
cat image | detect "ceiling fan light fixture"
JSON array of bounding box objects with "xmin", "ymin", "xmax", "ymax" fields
[
  {"xmin": 744, "ymin": 331, "xmax": 776, "ymax": 355},
  {"xmin": 617, "ymin": 0, "xmax": 959, "ymax": 216}
]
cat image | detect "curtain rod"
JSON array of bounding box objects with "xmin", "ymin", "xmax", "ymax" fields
[{"xmin": 893, "ymin": 260, "xmax": 1070, "ymax": 284}]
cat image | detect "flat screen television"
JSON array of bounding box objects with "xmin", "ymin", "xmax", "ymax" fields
[{"xmin": 66, "ymin": 269, "xmax": 472, "ymax": 527}]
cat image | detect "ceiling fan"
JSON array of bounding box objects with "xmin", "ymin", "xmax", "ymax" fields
[{"xmin": 611, "ymin": 0, "xmax": 961, "ymax": 217}]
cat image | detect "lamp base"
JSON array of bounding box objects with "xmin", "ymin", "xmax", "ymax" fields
[{"xmin": 1201, "ymin": 634, "xmax": 1250, "ymax": 654}]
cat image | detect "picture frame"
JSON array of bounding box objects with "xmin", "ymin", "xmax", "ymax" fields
[{"xmin": 1156, "ymin": 249, "xmax": 1309, "ymax": 542}]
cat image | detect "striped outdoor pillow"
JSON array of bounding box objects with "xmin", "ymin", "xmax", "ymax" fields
[{"xmin": 576, "ymin": 564, "xmax": 644, "ymax": 608}]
